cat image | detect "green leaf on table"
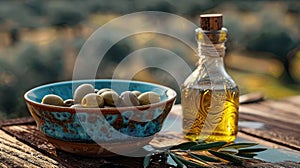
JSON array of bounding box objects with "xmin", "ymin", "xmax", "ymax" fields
[
  {"xmin": 238, "ymin": 148, "xmax": 267, "ymax": 153},
  {"xmin": 208, "ymin": 150, "xmax": 243, "ymax": 164},
  {"xmin": 171, "ymin": 153, "xmax": 206, "ymax": 168},
  {"xmin": 149, "ymin": 141, "xmax": 267, "ymax": 167},
  {"xmin": 236, "ymin": 153, "xmax": 257, "ymax": 158},
  {"xmin": 170, "ymin": 141, "xmax": 198, "ymax": 150},
  {"xmin": 187, "ymin": 152, "xmax": 219, "ymax": 168},
  {"xmin": 190, "ymin": 141, "xmax": 227, "ymax": 151},
  {"xmin": 143, "ymin": 154, "xmax": 151, "ymax": 168},
  {"xmin": 169, "ymin": 153, "xmax": 186, "ymax": 168},
  {"xmin": 223, "ymin": 143, "xmax": 258, "ymax": 149},
  {"xmin": 218, "ymin": 147, "xmax": 239, "ymax": 154},
  {"xmin": 188, "ymin": 152, "xmax": 221, "ymax": 162}
]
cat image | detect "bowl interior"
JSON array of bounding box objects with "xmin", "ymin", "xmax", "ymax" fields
[{"xmin": 25, "ymin": 79, "xmax": 176, "ymax": 106}]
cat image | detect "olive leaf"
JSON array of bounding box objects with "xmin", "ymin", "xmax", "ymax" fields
[
  {"xmin": 170, "ymin": 141, "xmax": 198, "ymax": 150},
  {"xmin": 208, "ymin": 150, "xmax": 243, "ymax": 164},
  {"xmin": 187, "ymin": 152, "xmax": 218, "ymax": 168},
  {"xmin": 190, "ymin": 141, "xmax": 227, "ymax": 151},
  {"xmin": 236, "ymin": 153, "xmax": 257, "ymax": 158},
  {"xmin": 218, "ymin": 147, "xmax": 239, "ymax": 154},
  {"xmin": 187, "ymin": 152, "xmax": 221, "ymax": 163},
  {"xmin": 143, "ymin": 153, "xmax": 151, "ymax": 168},
  {"xmin": 169, "ymin": 153, "xmax": 186, "ymax": 168},
  {"xmin": 238, "ymin": 148, "xmax": 267, "ymax": 153},
  {"xmin": 223, "ymin": 142, "xmax": 258, "ymax": 149},
  {"xmin": 171, "ymin": 153, "xmax": 205, "ymax": 168},
  {"xmin": 148, "ymin": 141, "xmax": 266, "ymax": 167}
]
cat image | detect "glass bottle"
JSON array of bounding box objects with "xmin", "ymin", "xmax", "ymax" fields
[{"xmin": 181, "ymin": 14, "xmax": 239, "ymax": 142}]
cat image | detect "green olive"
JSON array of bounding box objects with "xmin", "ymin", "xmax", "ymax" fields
[
  {"xmin": 41, "ymin": 94, "xmax": 64, "ymax": 106},
  {"xmin": 81, "ymin": 93, "xmax": 104, "ymax": 108},
  {"xmin": 120, "ymin": 91, "xmax": 140, "ymax": 106},
  {"xmin": 131, "ymin": 90, "xmax": 142, "ymax": 97},
  {"xmin": 101, "ymin": 91, "xmax": 120, "ymax": 106},
  {"xmin": 96, "ymin": 88, "xmax": 115, "ymax": 95},
  {"xmin": 73, "ymin": 84, "xmax": 94, "ymax": 103},
  {"xmin": 138, "ymin": 92, "xmax": 161, "ymax": 105},
  {"xmin": 64, "ymin": 99, "xmax": 74, "ymax": 107}
]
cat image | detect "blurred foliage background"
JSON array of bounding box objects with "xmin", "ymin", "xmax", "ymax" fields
[{"xmin": 0, "ymin": 0, "xmax": 299, "ymax": 119}]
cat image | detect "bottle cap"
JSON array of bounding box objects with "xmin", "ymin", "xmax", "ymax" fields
[{"xmin": 200, "ymin": 14, "xmax": 223, "ymax": 31}]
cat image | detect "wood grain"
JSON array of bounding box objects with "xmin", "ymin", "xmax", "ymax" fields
[
  {"xmin": 239, "ymin": 96, "xmax": 300, "ymax": 151},
  {"xmin": 0, "ymin": 130, "xmax": 63, "ymax": 168},
  {"xmin": 2, "ymin": 125, "xmax": 57, "ymax": 155},
  {"xmin": 2, "ymin": 125, "xmax": 142, "ymax": 168},
  {"xmin": 0, "ymin": 116, "xmax": 35, "ymax": 127},
  {"xmin": 1, "ymin": 124, "xmax": 300, "ymax": 167}
]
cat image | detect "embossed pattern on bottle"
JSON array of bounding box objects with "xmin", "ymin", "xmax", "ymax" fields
[{"xmin": 181, "ymin": 86, "xmax": 239, "ymax": 142}]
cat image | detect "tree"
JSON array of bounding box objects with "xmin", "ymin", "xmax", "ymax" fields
[{"xmin": 246, "ymin": 31, "xmax": 299, "ymax": 83}]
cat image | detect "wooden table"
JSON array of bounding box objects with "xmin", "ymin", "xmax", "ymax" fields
[{"xmin": 1, "ymin": 94, "xmax": 300, "ymax": 167}]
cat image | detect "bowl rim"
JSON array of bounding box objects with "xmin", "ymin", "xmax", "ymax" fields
[{"xmin": 24, "ymin": 79, "xmax": 177, "ymax": 113}]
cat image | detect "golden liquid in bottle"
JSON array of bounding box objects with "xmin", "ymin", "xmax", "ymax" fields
[{"xmin": 181, "ymin": 86, "xmax": 239, "ymax": 142}]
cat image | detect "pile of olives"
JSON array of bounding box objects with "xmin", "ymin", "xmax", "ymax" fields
[{"xmin": 41, "ymin": 84, "xmax": 161, "ymax": 108}]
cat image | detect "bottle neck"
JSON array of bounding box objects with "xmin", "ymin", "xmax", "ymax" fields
[
  {"xmin": 196, "ymin": 27, "xmax": 227, "ymax": 58},
  {"xmin": 198, "ymin": 42, "xmax": 226, "ymax": 58},
  {"xmin": 197, "ymin": 42, "xmax": 226, "ymax": 73},
  {"xmin": 182, "ymin": 26, "xmax": 236, "ymax": 88},
  {"xmin": 196, "ymin": 27, "xmax": 228, "ymax": 74}
]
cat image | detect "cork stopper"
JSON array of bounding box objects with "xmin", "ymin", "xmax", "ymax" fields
[{"xmin": 200, "ymin": 14, "xmax": 223, "ymax": 31}]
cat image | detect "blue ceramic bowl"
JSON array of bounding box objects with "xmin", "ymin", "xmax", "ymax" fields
[{"xmin": 24, "ymin": 79, "xmax": 177, "ymax": 156}]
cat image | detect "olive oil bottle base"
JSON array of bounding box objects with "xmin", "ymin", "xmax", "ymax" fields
[{"xmin": 184, "ymin": 132, "xmax": 237, "ymax": 142}]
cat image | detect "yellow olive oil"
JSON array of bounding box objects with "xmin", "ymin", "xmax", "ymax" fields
[{"xmin": 181, "ymin": 86, "xmax": 239, "ymax": 142}]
